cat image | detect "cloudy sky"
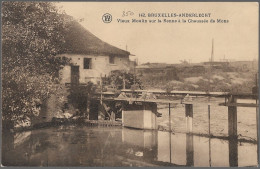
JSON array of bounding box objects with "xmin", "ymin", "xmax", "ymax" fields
[{"xmin": 57, "ymin": 2, "xmax": 258, "ymax": 64}]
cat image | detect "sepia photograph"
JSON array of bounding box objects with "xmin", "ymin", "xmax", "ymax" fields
[{"xmin": 1, "ymin": 1, "xmax": 259, "ymax": 167}]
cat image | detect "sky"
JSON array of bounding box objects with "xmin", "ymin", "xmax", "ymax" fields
[{"xmin": 57, "ymin": 2, "xmax": 258, "ymax": 64}]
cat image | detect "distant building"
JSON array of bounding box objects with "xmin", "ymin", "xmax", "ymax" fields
[
  {"xmin": 203, "ymin": 61, "xmax": 229, "ymax": 67},
  {"xmin": 203, "ymin": 60, "xmax": 258, "ymax": 72},
  {"xmin": 57, "ymin": 20, "xmax": 131, "ymax": 85},
  {"xmin": 229, "ymin": 60, "xmax": 258, "ymax": 72}
]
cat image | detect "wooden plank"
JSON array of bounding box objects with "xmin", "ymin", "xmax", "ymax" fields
[
  {"xmin": 114, "ymin": 98, "xmax": 181, "ymax": 104},
  {"xmin": 219, "ymin": 102, "xmax": 258, "ymax": 107},
  {"xmin": 121, "ymin": 89, "xmax": 226, "ymax": 96},
  {"xmin": 121, "ymin": 89, "xmax": 257, "ymax": 99},
  {"xmin": 93, "ymin": 92, "xmax": 115, "ymax": 95}
]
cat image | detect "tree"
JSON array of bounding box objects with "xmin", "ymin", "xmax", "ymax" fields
[
  {"xmin": 2, "ymin": 2, "xmax": 71, "ymax": 127},
  {"xmin": 103, "ymin": 70, "xmax": 142, "ymax": 90}
]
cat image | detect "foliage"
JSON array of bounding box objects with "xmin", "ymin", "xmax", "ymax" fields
[
  {"xmin": 2, "ymin": 2, "xmax": 71, "ymax": 124},
  {"xmin": 66, "ymin": 82, "xmax": 97, "ymax": 116},
  {"xmin": 103, "ymin": 70, "xmax": 142, "ymax": 90}
]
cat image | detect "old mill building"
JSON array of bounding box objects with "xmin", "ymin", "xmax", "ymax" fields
[{"xmin": 57, "ymin": 19, "xmax": 132, "ymax": 85}]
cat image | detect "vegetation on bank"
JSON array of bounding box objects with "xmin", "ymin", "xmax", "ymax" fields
[
  {"xmin": 2, "ymin": 2, "xmax": 72, "ymax": 128},
  {"xmin": 137, "ymin": 64, "xmax": 257, "ymax": 94},
  {"xmin": 103, "ymin": 70, "xmax": 143, "ymax": 91}
]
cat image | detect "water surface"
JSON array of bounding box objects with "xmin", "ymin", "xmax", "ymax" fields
[{"xmin": 2, "ymin": 125, "xmax": 257, "ymax": 167}]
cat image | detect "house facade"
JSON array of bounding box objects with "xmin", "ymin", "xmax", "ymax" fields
[
  {"xmin": 58, "ymin": 20, "xmax": 131, "ymax": 85},
  {"xmin": 59, "ymin": 54, "xmax": 130, "ymax": 84}
]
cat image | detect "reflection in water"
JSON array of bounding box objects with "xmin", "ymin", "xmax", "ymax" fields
[
  {"xmin": 2, "ymin": 126, "xmax": 258, "ymax": 167},
  {"xmin": 186, "ymin": 134, "xmax": 194, "ymax": 166},
  {"xmin": 229, "ymin": 138, "xmax": 238, "ymax": 167}
]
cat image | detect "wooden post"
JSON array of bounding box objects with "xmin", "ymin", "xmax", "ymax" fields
[
  {"xmin": 168, "ymin": 101, "xmax": 172, "ymax": 163},
  {"xmin": 169, "ymin": 132, "xmax": 172, "ymax": 163},
  {"xmin": 209, "ymin": 137, "xmax": 211, "ymax": 167},
  {"xmin": 87, "ymin": 94, "xmax": 90, "ymax": 120},
  {"xmin": 123, "ymin": 74, "xmax": 126, "ymax": 89},
  {"xmin": 185, "ymin": 104, "xmax": 194, "ymax": 166},
  {"xmin": 228, "ymin": 96, "xmax": 237, "ymax": 138},
  {"xmin": 185, "ymin": 104, "xmax": 193, "ymax": 133},
  {"xmin": 133, "ymin": 60, "xmax": 136, "ymax": 85},
  {"xmin": 100, "ymin": 74, "xmax": 103, "ymax": 105},
  {"xmin": 208, "ymin": 105, "xmax": 211, "ymax": 135},
  {"xmin": 255, "ymin": 72, "xmax": 259, "ymax": 164},
  {"xmin": 256, "ymin": 99, "xmax": 259, "ymax": 165},
  {"xmin": 208, "ymin": 104, "xmax": 211, "ymax": 166},
  {"xmin": 186, "ymin": 133, "xmax": 194, "ymax": 166},
  {"xmin": 169, "ymin": 103, "xmax": 171, "ymax": 131}
]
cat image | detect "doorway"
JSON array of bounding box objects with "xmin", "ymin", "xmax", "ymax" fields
[{"xmin": 71, "ymin": 66, "xmax": 79, "ymax": 84}]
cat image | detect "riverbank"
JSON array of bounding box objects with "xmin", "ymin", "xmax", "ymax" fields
[{"xmin": 11, "ymin": 119, "xmax": 122, "ymax": 133}]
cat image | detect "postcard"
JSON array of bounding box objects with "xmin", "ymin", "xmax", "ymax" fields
[{"xmin": 1, "ymin": 1, "xmax": 259, "ymax": 167}]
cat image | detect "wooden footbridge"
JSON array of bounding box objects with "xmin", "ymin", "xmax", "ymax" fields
[{"xmin": 93, "ymin": 89, "xmax": 258, "ymax": 136}]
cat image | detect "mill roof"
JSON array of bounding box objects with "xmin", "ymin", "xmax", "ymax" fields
[{"xmin": 62, "ymin": 20, "xmax": 130, "ymax": 56}]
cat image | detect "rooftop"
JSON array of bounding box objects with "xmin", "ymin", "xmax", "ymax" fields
[{"xmin": 62, "ymin": 19, "xmax": 130, "ymax": 56}]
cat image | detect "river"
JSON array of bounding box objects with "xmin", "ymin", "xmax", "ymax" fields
[{"xmin": 2, "ymin": 125, "xmax": 257, "ymax": 167}]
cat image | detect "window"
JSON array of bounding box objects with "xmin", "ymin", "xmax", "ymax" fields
[
  {"xmin": 109, "ymin": 55, "xmax": 115, "ymax": 64},
  {"xmin": 84, "ymin": 58, "xmax": 91, "ymax": 69}
]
